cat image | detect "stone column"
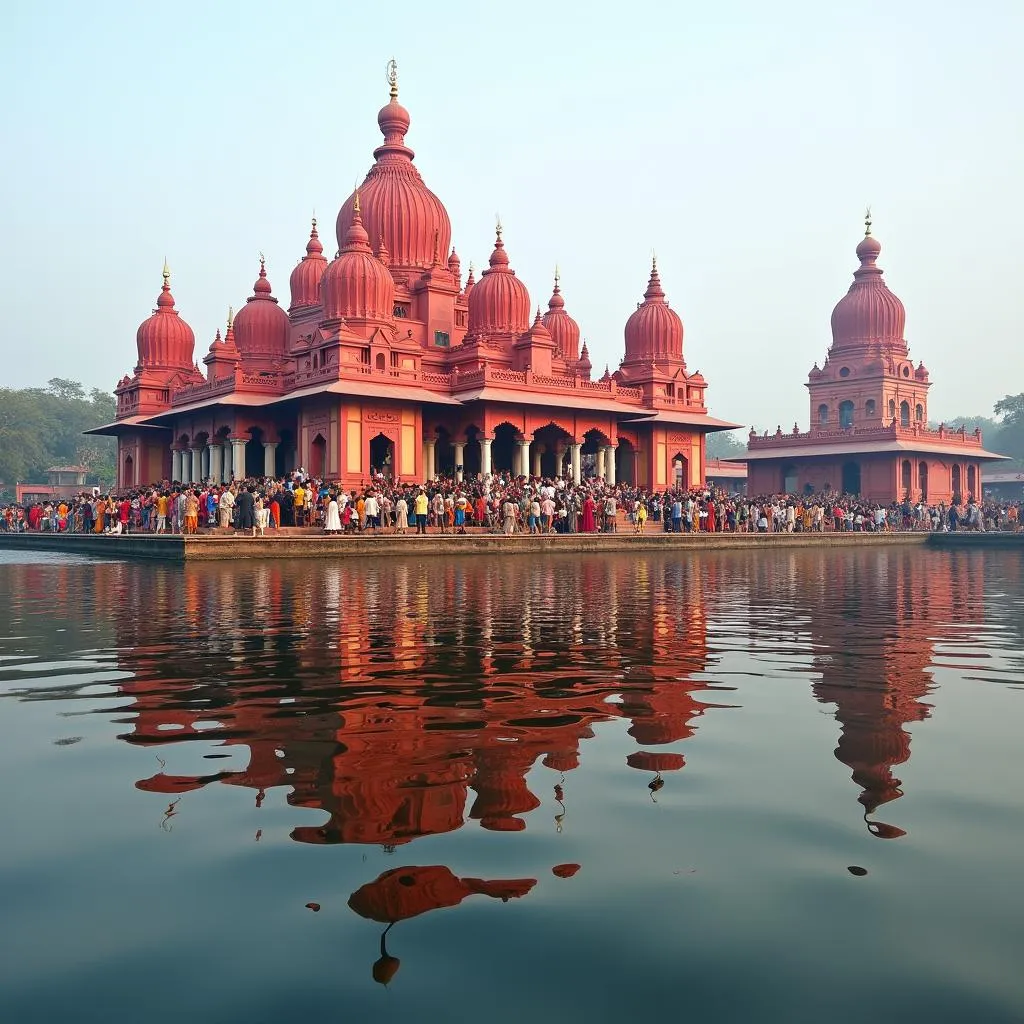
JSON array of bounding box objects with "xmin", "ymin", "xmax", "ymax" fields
[
  {"xmin": 516, "ymin": 440, "xmax": 530, "ymax": 478},
  {"xmin": 221, "ymin": 445, "xmax": 232, "ymax": 484},
  {"xmin": 453, "ymin": 441, "xmax": 466, "ymax": 482},
  {"xmin": 230, "ymin": 438, "xmax": 247, "ymax": 480},
  {"xmin": 171, "ymin": 447, "xmax": 182, "ymax": 482},
  {"xmin": 480, "ymin": 438, "xmax": 493, "ymax": 478},
  {"xmin": 605, "ymin": 445, "xmax": 617, "ymax": 486},
  {"xmin": 531, "ymin": 446, "xmax": 542, "ymax": 478},
  {"xmin": 208, "ymin": 443, "xmax": 222, "ymax": 485},
  {"xmin": 595, "ymin": 447, "xmax": 605, "ymax": 480},
  {"xmin": 190, "ymin": 448, "xmax": 203, "ymax": 484},
  {"xmin": 570, "ymin": 443, "xmax": 582, "ymax": 485},
  {"xmin": 201, "ymin": 446, "xmax": 210, "ymax": 481},
  {"xmin": 263, "ymin": 441, "xmax": 279, "ymax": 479},
  {"xmin": 421, "ymin": 439, "xmax": 436, "ymax": 481}
]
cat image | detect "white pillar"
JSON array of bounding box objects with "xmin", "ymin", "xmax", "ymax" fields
[
  {"xmin": 231, "ymin": 438, "xmax": 247, "ymax": 480},
  {"xmin": 480, "ymin": 438, "xmax": 492, "ymax": 477},
  {"xmin": 263, "ymin": 441, "xmax": 279, "ymax": 479},
  {"xmin": 427, "ymin": 440, "xmax": 436, "ymax": 481},
  {"xmin": 201, "ymin": 446, "xmax": 210, "ymax": 481},
  {"xmin": 453, "ymin": 441, "xmax": 466, "ymax": 482},
  {"xmin": 221, "ymin": 445, "xmax": 232, "ymax": 484},
  {"xmin": 208, "ymin": 444, "xmax": 222, "ymax": 485},
  {"xmin": 605, "ymin": 445, "xmax": 617, "ymax": 486},
  {"xmin": 190, "ymin": 448, "xmax": 202, "ymax": 484},
  {"xmin": 531, "ymin": 446, "xmax": 542, "ymax": 478},
  {"xmin": 570, "ymin": 443, "xmax": 582, "ymax": 485},
  {"xmin": 171, "ymin": 448, "xmax": 182, "ymax": 482},
  {"xmin": 595, "ymin": 447, "xmax": 605, "ymax": 479},
  {"xmin": 516, "ymin": 440, "xmax": 530, "ymax": 478}
]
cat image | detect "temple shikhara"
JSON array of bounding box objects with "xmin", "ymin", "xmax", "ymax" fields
[
  {"xmin": 93, "ymin": 63, "xmax": 736, "ymax": 489},
  {"xmin": 742, "ymin": 213, "xmax": 1006, "ymax": 501}
]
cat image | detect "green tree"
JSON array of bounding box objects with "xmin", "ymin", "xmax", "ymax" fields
[
  {"xmin": 706, "ymin": 429, "xmax": 747, "ymax": 460},
  {"xmin": 994, "ymin": 393, "xmax": 1024, "ymax": 465}
]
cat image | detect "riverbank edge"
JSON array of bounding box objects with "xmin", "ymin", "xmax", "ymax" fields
[{"xmin": 1, "ymin": 531, "xmax": 1018, "ymax": 563}]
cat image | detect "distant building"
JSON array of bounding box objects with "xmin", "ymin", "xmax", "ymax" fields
[
  {"xmin": 739, "ymin": 216, "xmax": 1006, "ymax": 502},
  {"xmin": 983, "ymin": 471, "xmax": 1024, "ymax": 501},
  {"xmin": 15, "ymin": 466, "xmax": 89, "ymax": 504},
  {"xmin": 705, "ymin": 458, "xmax": 746, "ymax": 493}
]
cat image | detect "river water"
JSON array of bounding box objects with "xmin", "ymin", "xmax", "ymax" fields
[{"xmin": 0, "ymin": 546, "xmax": 1022, "ymax": 1023}]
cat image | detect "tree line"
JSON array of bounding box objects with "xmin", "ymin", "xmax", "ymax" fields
[{"xmin": 0, "ymin": 380, "xmax": 116, "ymax": 497}]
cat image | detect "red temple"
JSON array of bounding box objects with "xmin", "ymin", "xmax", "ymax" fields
[
  {"xmin": 91, "ymin": 64, "xmax": 736, "ymax": 488},
  {"xmin": 742, "ymin": 213, "xmax": 1006, "ymax": 501}
]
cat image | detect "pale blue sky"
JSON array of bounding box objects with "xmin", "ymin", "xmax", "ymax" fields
[{"xmin": 1, "ymin": 0, "xmax": 1021, "ymax": 429}]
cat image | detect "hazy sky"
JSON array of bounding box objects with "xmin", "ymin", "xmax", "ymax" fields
[{"xmin": 1, "ymin": 0, "xmax": 1021, "ymax": 431}]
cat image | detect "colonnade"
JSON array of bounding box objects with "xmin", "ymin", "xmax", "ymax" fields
[{"xmin": 170, "ymin": 438, "xmax": 281, "ymax": 485}]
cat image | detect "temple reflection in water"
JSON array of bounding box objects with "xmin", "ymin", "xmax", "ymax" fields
[{"xmin": 0, "ymin": 550, "xmax": 987, "ymax": 848}]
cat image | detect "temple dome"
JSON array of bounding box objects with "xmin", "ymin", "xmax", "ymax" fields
[
  {"xmin": 321, "ymin": 200, "xmax": 395, "ymax": 324},
  {"xmin": 335, "ymin": 71, "xmax": 451, "ymax": 273},
  {"xmin": 830, "ymin": 222, "xmax": 906, "ymax": 353},
  {"xmin": 542, "ymin": 271, "xmax": 581, "ymax": 363},
  {"xmin": 289, "ymin": 219, "xmax": 328, "ymax": 311},
  {"xmin": 136, "ymin": 264, "xmax": 196, "ymax": 371},
  {"xmin": 623, "ymin": 259, "xmax": 683, "ymax": 363},
  {"xmin": 467, "ymin": 227, "xmax": 530, "ymax": 337},
  {"xmin": 233, "ymin": 259, "xmax": 289, "ymax": 359}
]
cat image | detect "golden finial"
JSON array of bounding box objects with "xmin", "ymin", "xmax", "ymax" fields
[
  {"xmin": 495, "ymin": 213, "xmax": 503, "ymax": 240},
  {"xmin": 651, "ymin": 250, "xmax": 658, "ymax": 271},
  {"xmin": 386, "ymin": 59, "xmax": 398, "ymax": 100},
  {"xmin": 468, "ymin": 260, "xmax": 475, "ymax": 274},
  {"xmin": 227, "ymin": 306, "xmax": 234, "ymax": 327},
  {"xmin": 864, "ymin": 206, "xmax": 872, "ymax": 236},
  {"xmin": 354, "ymin": 188, "xmax": 361, "ymax": 215},
  {"xmin": 258, "ymin": 250, "xmax": 265, "ymax": 270},
  {"xmin": 162, "ymin": 258, "xmax": 170, "ymax": 282},
  {"xmin": 554, "ymin": 263, "xmax": 560, "ymax": 285}
]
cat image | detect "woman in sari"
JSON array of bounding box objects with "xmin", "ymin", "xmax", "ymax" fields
[{"xmin": 581, "ymin": 494, "xmax": 597, "ymax": 533}]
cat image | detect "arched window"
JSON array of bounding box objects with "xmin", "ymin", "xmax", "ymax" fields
[
  {"xmin": 900, "ymin": 401, "xmax": 911, "ymax": 427},
  {"xmin": 919, "ymin": 461, "xmax": 929, "ymax": 502},
  {"xmin": 839, "ymin": 400, "xmax": 854, "ymax": 429},
  {"xmin": 375, "ymin": 353, "xmax": 386, "ymax": 371},
  {"xmin": 901, "ymin": 459, "xmax": 912, "ymax": 494},
  {"xmin": 888, "ymin": 399, "xmax": 896, "ymax": 421},
  {"xmin": 818, "ymin": 404, "xmax": 829, "ymax": 425},
  {"xmin": 951, "ymin": 464, "xmax": 962, "ymax": 497},
  {"xmin": 967, "ymin": 465, "xmax": 977, "ymax": 498},
  {"xmin": 865, "ymin": 399, "xmax": 876, "ymax": 417},
  {"xmin": 915, "ymin": 403, "xmax": 924, "ymax": 422}
]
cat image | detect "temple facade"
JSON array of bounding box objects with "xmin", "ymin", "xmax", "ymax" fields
[
  {"xmin": 92, "ymin": 66, "xmax": 735, "ymax": 489},
  {"xmin": 742, "ymin": 216, "xmax": 1005, "ymax": 502}
]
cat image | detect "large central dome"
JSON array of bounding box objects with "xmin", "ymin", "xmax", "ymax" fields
[{"xmin": 336, "ymin": 71, "xmax": 451, "ymax": 274}]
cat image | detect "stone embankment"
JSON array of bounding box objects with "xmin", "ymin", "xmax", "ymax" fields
[{"xmin": 0, "ymin": 530, "xmax": 1018, "ymax": 563}]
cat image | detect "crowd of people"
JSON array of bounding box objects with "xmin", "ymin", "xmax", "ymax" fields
[{"xmin": 2, "ymin": 470, "xmax": 1021, "ymax": 537}]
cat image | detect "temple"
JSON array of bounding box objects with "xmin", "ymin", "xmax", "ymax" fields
[
  {"xmin": 91, "ymin": 63, "xmax": 736, "ymax": 489},
  {"xmin": 742, "ymin": 213, "xmax": 1006, "ymax": 502}
]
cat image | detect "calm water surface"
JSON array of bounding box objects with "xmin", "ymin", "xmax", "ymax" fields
[{"xmin": 1, "ymin": 546, "xmax": 1022, "ymax": 1023}]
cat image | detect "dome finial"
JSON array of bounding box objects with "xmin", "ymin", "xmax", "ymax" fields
[
  {"xmin": 354, "ymin": 188, "xmax": 361, "ymax": 216},
  {"xmin": 495, "ymin": 213, "xmax": 502, "ymax": 241},
  {"xmin": 652, "ymin": 249, "xmax": 658, "ymax": 272},
  {"xmin": 258, "ymin": 251, "xmax": 266, "ymax": 275},
  {"xmin": 162, "ymin": 258, "xmax": 170, "ymax": 284},
  {"xmin": 386, "ymin": 59, "xmax": 398, "ymax": 100},
  {"xmin": 227, "ymin": 306, "xmax": 234, "ymax": 327},
  {"xmin": 554, "ymin": 264, "xmax": 560, "ymax": 287},
  {"xmin": 864, "ymin": 206, "xmax": 872, "ymax": 236}
]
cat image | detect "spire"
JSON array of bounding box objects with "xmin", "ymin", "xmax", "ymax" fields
[
  {"xmin": 222, "ymin": 307, "xmax": 239, "ymax": 353},
  {"xmin": 377, "ymin": 233, "xmax": 390, "ymax": 268},
  {"xmin": 306, "ymin": 217, "xmax": 323, "ymax": 257},
  {"xmin": 252, "ymin": 253, "xmax": 272, "ymax": 296},
  {"xmin": 375, "ymin": 59, "xmax": 413, "ymax": 161},
  {"xmin": 387, "ymin": 58, "xmax": 398, "ymax": 101},
  {"xmin": 486, "ymin": 222, "xmax": 509, "ymax": 270},
  {"xmin": 864, "ymin": 206, "xmax": 873, "ymax": 236},
  {"xmin": 343, "ymin": 191, "xmax": 371, "ymax": 252},
  {"xmin": 643, "ymin": 254, "xmax": 666, "ymax": 302},
  {"xmin": 548, "ymin": 265, "xmax": 565, "ymax": 311},
  {"xmin": 157, "ymin": 260, "xmax": 174, "ymax": 308}
]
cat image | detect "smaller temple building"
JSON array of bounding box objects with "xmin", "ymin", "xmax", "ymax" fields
[
  {"xmin": 15, "ymin": 466, "xmax": 90, "ymax": 505},
  {"xmin": 741, "ymin": 216, "xmax": 1006, "ymax": 502}
]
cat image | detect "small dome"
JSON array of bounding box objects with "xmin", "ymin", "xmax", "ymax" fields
[
  {"xmin": 335, "ymin": 71, "xmax": 451, "ymax": 272},
  {"xmin": 576, "ymin": 340, "xmax": 592, "ymax": 377},
  {"xmin": 289, "ymin": 219, "xmax": 328, "ymax": 311},
  {"xmin": 136, "ymin": 264, "xmax": 196, "ymax": 371},
  {"xmin": 467, "ymin": 227, "xmax": 530, "ymax": 337},
  {"xmin": 321, "ymin": 199, "xmax": 396, "ymax": 324},
  {"xmin": 233, "ymin": 258, "xmax": 289, "ymax": 359},
  {"xmin": 542, "ymin": 270, "xmax": 581, "ymax": 363},
  {"xmin": 624, "ymin": 259, "xmax": 683, "ymax": 363},
  {"xmin": 830, "ymin": 223, "xmax": 906, "ymax": 353}
]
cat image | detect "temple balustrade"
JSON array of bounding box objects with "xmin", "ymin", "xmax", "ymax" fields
[{"xmin": 748, "ymin": 421, "xmax": 986, "ymax": 450}]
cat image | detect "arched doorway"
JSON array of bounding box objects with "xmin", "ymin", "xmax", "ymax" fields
[
  {"xmin": 900, "ymin": 401, "xmax": 911, "ymax": 427},
  {"xmin": 919, "ymin": 462, "xmax": 928, "ymax": 502},
  {"xmin": 369, "ymin": 433, "xmax": 394, "ymax": 479},
  {"xmin": 841, "ymin": 461, "xmax": 861, "ymax": 495},
  {"xmin": 951, "ymin": 464, "xmax": 962, "ymax": 499},
  {"xmin": 277, "ymin": 427, "xmax": 295, "ymax": 477},
  {"xmin": 966, "ymin": 465, "xmax": 977, "ymax": 499},
  {"xmin": 533, "ymin": 423, "xmax": 572, "ymax": 479},
  {"xmin": 491, "ymin": 423, "xmax": 518, "ymax": 475},
  {"xmin": 582, "ymin": 428, "xmax": 611, "ymax": 479},
  {"xmin": 615, "ymin": 438, "xmax": 637, "ymax": 486},
  {"xmin": 434, "ymin": 426, "xmax": 454, "ymax": 476},
  {"xmin": 462, "ymin": 426, "xmax": 482, "ymax": 479},
  {"xmin": 246, "ymin": 426, "xmax": 265, "ymax": 478},
  {"xmin": 123, "ymin": 453, "xmax": 134, "ymax": 487},
  {"xmin": 671, "ymin": 452, "xmax": 689, "ymax": 490},
  {"xmin": 901, "ymin": 459, "xmax": 912, "ymax": 496},
  {"xmin": 782, "ymin": 463, "xmax": 798, "ymax": 494},
  {"xmin": 310, "ymin": 433, "xmax": 327, "ymax": 479}
]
